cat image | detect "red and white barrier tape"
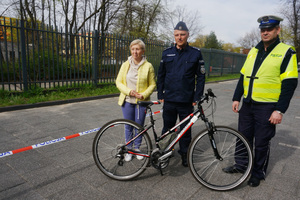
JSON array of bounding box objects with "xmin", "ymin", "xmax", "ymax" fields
[
  {"xmin": 0, "ymin": 109, "xmax": 163, "ymax": 158},
  {"xmin": 0, "ymin": 128, "xmax": 100, "ymax": 158}
]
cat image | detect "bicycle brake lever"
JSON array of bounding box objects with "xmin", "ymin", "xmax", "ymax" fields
[{"xmin": 207, "ymin": 88, "xmax": 216, "ymax": 98}]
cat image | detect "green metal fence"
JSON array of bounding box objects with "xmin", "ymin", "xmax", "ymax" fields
[
  {"xmin": 0, "ymin": 17, "xmax": 246, "ymax": 92},
  {"xmin": 202, "ymin": 48, "xmax": 246, "ymax": 76}
]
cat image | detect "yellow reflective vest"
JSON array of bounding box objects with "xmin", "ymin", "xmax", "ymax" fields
[{"xmin": 241, "ymin": 43, "xmax": 298, "ymax": 103}]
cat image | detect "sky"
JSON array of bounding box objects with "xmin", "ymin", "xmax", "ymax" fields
[
  {"xmin": 1, "ymin": 0, "xmax": 284, "ymax": 45},
  {"xmin": 174, "ymin": 0, "xmax": 284, "ymax": 44}
]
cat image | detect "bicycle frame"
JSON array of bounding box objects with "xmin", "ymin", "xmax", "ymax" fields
[
  {"xmin": 93, "ymin": 88, "xmax": 253, "ymax": 190},
  {"xmin": 125, "ymin": 90, "xmax": 222, "ymax": 161}
]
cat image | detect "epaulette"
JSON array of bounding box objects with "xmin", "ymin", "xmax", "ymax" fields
[
  {"xmin": 191, "ymin": 46, "xmax": 201, "ymax": 51},
  {"xmin": 289, "ymin": 48, "xmax": 296, "ymax": 54},
  {"xmin": 163, "ymin": 46, "xmax": 172, "ymax": 52}
]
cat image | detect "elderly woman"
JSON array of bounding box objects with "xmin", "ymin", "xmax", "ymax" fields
[{"xmin": 116, "ymin": 39, "xmax": 156, "ymax": 161}]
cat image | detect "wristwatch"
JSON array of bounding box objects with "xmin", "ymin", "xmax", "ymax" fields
[{"xmin": 275, "ymin": 110, "xmax": 283, "ymax": 115}]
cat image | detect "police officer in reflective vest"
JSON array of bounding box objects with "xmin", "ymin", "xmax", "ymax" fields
[
  {"xmin": 157, "ymin": 21, "xmax": 206, "ymax": 167},
  {"xmin": 223, "ymin": 15, "xmax": 298, "ymax": 187}
]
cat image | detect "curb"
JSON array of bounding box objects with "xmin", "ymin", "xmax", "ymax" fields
[{"xmin": 0, "ymin": 93, "xmax": 119, "ymax": 113}]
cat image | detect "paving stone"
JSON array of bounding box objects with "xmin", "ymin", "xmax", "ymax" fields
[{"xmin": 0, "ymin": 80, "xmax": 299, "ymax": 199}]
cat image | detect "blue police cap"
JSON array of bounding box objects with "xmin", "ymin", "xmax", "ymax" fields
[
  {"xmin": 257, "ymin": 15, "xmax": 283, "ymax": 29},
  {"xmin": 174, "ymin": 21, "xmax": 189, "ymax": 31}
]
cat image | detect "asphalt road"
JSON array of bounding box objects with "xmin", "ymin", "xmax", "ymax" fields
[{"xmin": 0, "ymin": 79, "xmax": 300, "ymax": 200}]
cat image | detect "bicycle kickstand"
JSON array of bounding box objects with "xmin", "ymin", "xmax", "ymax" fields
[{"xmin": 158, "ymin": 163, "xmax": 164, "ymax": 176}]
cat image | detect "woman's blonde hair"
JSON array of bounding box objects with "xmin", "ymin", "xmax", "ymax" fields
[{"xmin": 130, "ymin": 39, "xmax": 146, "ymax": 52}]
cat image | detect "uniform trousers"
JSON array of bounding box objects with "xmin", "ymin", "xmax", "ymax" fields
[
  {"xmin": 238, "ymin": 102, "xmax": 276, "ymax": 180},
  {"xmin": 162, "ymin": 101, "xmax": 193, "ymax": 155}
]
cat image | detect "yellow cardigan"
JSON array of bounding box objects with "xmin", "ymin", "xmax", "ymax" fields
[{"xmin": 116, "ymin": 60, "xmax": 156, "ymax": 106}]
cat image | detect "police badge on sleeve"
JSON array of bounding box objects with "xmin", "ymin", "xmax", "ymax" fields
[
  {"xmin": 199, "ymin": 60, "xmax": 205, "ymax": 74},
  {"xmin": 200, "ymin": 66, "xmax": 205, "ymax": 74}
]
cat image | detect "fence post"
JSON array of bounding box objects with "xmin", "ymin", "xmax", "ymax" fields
[
  {"xmin": 221, "ymin": 51, "xmax": 224, "ymax": 76},
  {"xmin": 208, "ymin": 49, "xmax": 212, "ymax": 77},
  {"xmin": 92, "ymin": 30, "xmax": 99, "ymax": 86},
  {"xmin": 20, "ymin": 19, "xmax": 28, "ymax": 91}
]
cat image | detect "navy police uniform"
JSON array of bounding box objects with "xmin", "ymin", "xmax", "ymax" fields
[
  {"xmin": 157, "ymin": 22, "xmax": 205, "ymax": 157},
  {"xmin": 232, "ymin": 15, "xmax": 298, "ymax": 183}
]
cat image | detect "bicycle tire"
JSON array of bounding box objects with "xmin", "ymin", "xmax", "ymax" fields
[
  {"xmin": 188, "ymin": 126, "xmax": 253, "ymax": 191},
  {"xmin": 93, "ymin": 119, "xmax": 152, "ymax": 180}
]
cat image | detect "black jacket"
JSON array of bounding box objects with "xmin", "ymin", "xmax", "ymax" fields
[{"xmin": 157, "ymin": 44, "xmax": 205, "ymax": 103}]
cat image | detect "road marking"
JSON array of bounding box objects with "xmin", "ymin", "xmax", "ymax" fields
[{"xmin": 279, "ymin": 143, "xmax": 300, "ymax": 150}]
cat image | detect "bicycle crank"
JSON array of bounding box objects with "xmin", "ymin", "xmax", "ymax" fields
[{"xmin": 150, "ymin": 148, "xmax": 170, "ymax": 170}]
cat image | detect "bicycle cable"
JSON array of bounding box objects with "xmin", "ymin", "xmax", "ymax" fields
[{"xmin": 203, "ymin": 96, "xmax": 217, "ymax": 120}]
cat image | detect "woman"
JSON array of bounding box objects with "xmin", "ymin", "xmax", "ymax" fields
[{"xmin": 116, "ymin": 39, "xmax": 156, "ymax": 162}]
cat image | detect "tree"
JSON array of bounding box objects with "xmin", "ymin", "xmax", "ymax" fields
[
  {"xmin": 158, "ymin": 5, "xmax": 204, "ymax": 43},
  {"xmin": 280, "ymin": 0, "xmax": 300, "ymax": 59},
  {"xmin": 204, "ymin": 31, "xmax": 223, "ymax": 49},
  {"xmin": 222, "ymin": 43, "xmax": 242, "ymax": 53},
  {"xmin": 237, "ymin": 28, "xmax": 260, "ymax": 49},
  {"xmin": 189, "ymin": 34, "xmax": 207, "ymax": 48},
  {"xmin": 279, "ymin": 24, "xmax": 294, "ymax": 44},
  {"xmin": 113, "ymin": 0, "xmax": 164, "ymax": 39}
]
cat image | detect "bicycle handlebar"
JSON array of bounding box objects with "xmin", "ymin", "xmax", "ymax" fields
[
  {"xmin": 137, "ymin": 89, "xmax": 216, "ymax": 108},
  {"xmin": 207, "ymin": 88, "xmax": 216, "ymax": 98},
  {"xmin": 197, "ymin": 88, "xmax": 216, "ymax": 106}
]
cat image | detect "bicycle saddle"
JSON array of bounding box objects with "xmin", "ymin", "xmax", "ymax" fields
[{"xmin": 137, "ymin": 101, "xmax": 161, "ymax": 107}]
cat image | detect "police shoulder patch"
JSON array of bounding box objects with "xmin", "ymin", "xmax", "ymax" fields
[{"xmin": 199, "ymin": 59, "xmax": 205, "ymax": 65}]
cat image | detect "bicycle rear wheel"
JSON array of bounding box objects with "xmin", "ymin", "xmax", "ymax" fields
[
  {"xmin": 93, "ymin": 119, "xmax": 152, "ymax": 180},
  {"xmin": 188, "ymin": 126, "xmax": 253, "ymax": 191}
]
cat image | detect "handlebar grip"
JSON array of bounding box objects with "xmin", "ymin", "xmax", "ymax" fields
[{"xmin": 207, "ymin": 88, "xmax": 216, "ymax": 97}]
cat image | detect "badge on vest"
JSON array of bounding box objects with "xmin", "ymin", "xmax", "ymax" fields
[
  {"xmin": 270, "ymin": 54, "xmax": 283, "ymax": 58},
  {"xmin": 166, "ymin": 54, "xmax": 176, "ymax": 57}
]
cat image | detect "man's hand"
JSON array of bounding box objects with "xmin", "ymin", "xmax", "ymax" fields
[
  {"xmin": 232, "ymin": 101, "xmax": 240, "ymax": 113},
  {"xmin": 159, "ymin": 99, "xmax": 164, "ymax": 103},
  {"xmin": 269, "ymin": 111, "xmax": 283, "ymax": 124}
]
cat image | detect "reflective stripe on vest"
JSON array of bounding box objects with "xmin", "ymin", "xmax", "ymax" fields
[{"xmin": 241, "ymin": 43, "xmax": 295, "ymax": 103}]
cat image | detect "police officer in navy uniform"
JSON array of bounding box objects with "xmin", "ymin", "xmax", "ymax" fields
[
  {"xmin": 157, "ymin": 21, "xmax": 206, "ymax": 167},
  {"xmin": 223, "ymin": 15, "xmax": 298, "ymax": 187}
]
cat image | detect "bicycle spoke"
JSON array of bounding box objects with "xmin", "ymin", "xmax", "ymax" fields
[
  {"xmin": 188, "ymin": 126, "xmax": 253, "ymax": 191},
  {"xmin": 93, "ymin": 119, "xmax": 152, "ymax": 180}
]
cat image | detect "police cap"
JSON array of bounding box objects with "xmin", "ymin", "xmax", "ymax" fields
[
  {"xmin": 174, "ymin": 21, "xmax": 189, "ymax": 31},
  {"xmin": 257, "ymin": 15, "xmax": 283, "ymax": 29}
]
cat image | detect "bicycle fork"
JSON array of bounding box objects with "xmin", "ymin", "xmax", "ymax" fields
[{"xmin": 206, "ymin": 121, "xmax": 223, "ymax": 161}]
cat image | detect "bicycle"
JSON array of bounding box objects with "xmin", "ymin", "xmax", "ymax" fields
[{"xmin": 92, "ymin": 89, "xmax": 253, "ymax": 191}]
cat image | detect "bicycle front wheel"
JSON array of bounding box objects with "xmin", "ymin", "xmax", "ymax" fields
[
  {"xmin": 93, "ymin": 119, "xmax": 152, "ymax": 181},
  {"xmin": 188, "ymin": 126, "xmax": 253, "ymax": 191}
]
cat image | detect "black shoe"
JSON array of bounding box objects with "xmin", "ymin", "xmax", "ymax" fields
[
  {"xmin": 222, "ymin": 166, "xmax": 245, "ymax": 174},
  {"xmin": 248, "ymin": 176, "xmax": 260, "ymax": 187},
  {"xmin": 181, "ymin": 154, "xmax": 188, "ymax": 167}
]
